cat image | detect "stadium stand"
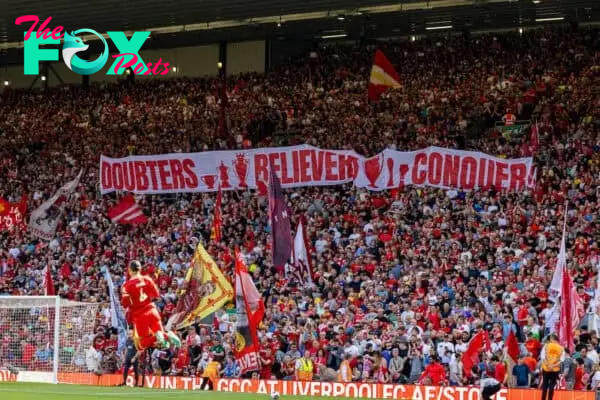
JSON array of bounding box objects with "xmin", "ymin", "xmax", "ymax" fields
[{"xmin": 1, "ymin": 26, "xmax": 600, "ymax": 389}]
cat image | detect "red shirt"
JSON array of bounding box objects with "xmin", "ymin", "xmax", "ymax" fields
[
  {"xmin": 259, "ymin": 348, "xmax": 274, "ymax": 379},
  {"xmin": 174, "ymin": 349, "xmax": 190, "ymax": 369},
  {"xmin": 423, "ymin": 362, "xmax": 446, "ymax": 385},
  {"xmin": 121, "ymin": 275, "xmax": 160, "ymax": 312},
  {"xmin": 525, "ymin": 338, "xmax": 541, "ymax": 359},
  {"xmin": 494, "ymin": 362, "xmax": 506, "ymax": 384},
  {"xmin": 22, "ymin": 343, "xmax": 36, "ymax": 364}
]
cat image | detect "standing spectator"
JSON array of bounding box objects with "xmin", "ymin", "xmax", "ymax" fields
[
  {"xmin": 561, "ymin": 349, "xmax": 577, "ymax": 390},
  {"xmin": 492, "ymin": 356, "xmax": 507, "ymax": 386},
  {"xmin": 120, "ymin": 330, "xmax": 139, "ymax": 386},
  {"xmin": 338, "ymin": 353, "xmax": 353, "ymax": 382},
  {"xmin": 419, "ymin": 355, "xmax": 446, "ymax": 386},
  {"xmin": 540, "ymin": 334, "xmax": 564, "ymax": 400},
  {"xmin": 449, "ymin": 352, "xmax": 464, "ymax": 386},
  {"xmin": 295, "ymin": 354, "xmax": 314, "ymax": 381},
  {"xmin": 388, "ymin": 348, "xmax": 404, "ymax": 384},
  {"xmin": 408, "ymin": 349, "xmax": 425, "ymax": 383},
  {"xmin": 200, "ymin": 356, "xmax": 220, "ymax": 390},
  {"xmin": 85, "ymin": 343, "xmax": 102, "ymax": 375},
  {"xmin": 512, "ymin": 357, "xmax": 532, "ymax": 388},
  {"xmin": 222, "ymin": 356, "xmax": 240, "ymax": 378}
]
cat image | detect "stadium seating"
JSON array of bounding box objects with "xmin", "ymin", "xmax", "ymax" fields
[{"xmin": 1, "ymin": 27, "xmax": 599, "ymax": 388}]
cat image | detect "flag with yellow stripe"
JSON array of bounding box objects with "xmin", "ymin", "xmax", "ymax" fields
[{"xmin": 368, "ymin": 49, "xmax": 401, "ymax": 101}]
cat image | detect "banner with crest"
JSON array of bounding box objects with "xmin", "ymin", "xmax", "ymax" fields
[{"xmin": 100, "ymin": 146, "xmax": 535, "ymax": 195}]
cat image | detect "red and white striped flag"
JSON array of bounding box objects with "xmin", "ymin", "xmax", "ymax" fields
[
  {"xmin": 108, "ymin": 195, "xmax": 147, "ymax": 225},
  {"xmin": 559, "ymin": 263, "xmax": 585, "ymax": 353},
  {"xmin": 368, "ymin": 50, "xmax": 401, "ymax": 101}
]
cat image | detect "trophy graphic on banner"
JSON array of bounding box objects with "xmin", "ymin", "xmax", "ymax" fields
[
  {"xmin": 363, "ymin": 154, "xmax": 384, "ymax": 188},
  {"xmin": 201, "ymin": 175, "xmax": 217, "ymax": 190},
  {"xmin": 387, "ymin": 158, "xmax": 395, "ymax": 187},
  {"xmin": 218, "ymin": 161, "xmax": 231, "ymax": 189},
  {"xmin": 232, "ymin": 153, "xmax": 249, "ymax": 188}
]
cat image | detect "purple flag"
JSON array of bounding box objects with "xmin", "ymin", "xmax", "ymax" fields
[{"xmin": 268, "ymin": 168, "xmax": 292, "ymax": 271}]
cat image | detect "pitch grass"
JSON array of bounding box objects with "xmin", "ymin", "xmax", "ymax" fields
[{"xmin": 0, "ymin": 382, "xmax": 331, "ymax": 400}]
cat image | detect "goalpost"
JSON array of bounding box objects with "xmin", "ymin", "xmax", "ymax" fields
[{"xmin": 0, "ymin": 296, "xmax": 99, "ymax": 385}]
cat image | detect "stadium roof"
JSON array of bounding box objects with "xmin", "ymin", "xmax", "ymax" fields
[{"xmin": 1, "ymin": 0, "xmax": 598, "ymax": 54}]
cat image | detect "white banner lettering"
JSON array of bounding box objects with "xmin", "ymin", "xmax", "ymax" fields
[{"xmin": 100, "ymin": 146, "xmax": 534, "ymax": 194}]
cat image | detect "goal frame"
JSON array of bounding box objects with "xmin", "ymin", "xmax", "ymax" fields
[
  {"xmin": 0, "ymin": 296, "xmax": 102, "ymax": 385},
  {"xmin": 3, "ymin": 296, "xmax": 61, "ymax": 384}
]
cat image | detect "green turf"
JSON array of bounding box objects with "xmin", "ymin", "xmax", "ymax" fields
[{"xmin": 0, "ymin": 382, "xmax": 315, "ymax": 400}]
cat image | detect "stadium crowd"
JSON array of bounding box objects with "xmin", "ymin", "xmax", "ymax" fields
[{"xmin": 1, "ymin": 26, "xmax": 600, "ymax": 390}]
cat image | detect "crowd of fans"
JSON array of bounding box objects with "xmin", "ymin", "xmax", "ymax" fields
[{"xmin": 1, "ymin": 26, "xmax": 600, "ymax": 389}]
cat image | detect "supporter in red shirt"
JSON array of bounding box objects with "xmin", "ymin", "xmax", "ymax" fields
[
  {"xmin": 419, "ymin": 356, "xmax": 447, "ymax": 385},
  {"xmin": 493, "ymin": 356, "xmax": 506, "ymax": 385}
]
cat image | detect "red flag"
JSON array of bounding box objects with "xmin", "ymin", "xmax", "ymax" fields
[
  {"xmin": 44, "ymin": 267, "xmax": 55, "ymax": 296},
  {"xmin": 506, "ymin": 330, "xmax": 520, "ymax": 362},
  {"xmin": 108, "ymin": 195, "xmax": 147, "ymax": 225},
  {"xmin": 234, "ymin": 250, "xmax": 265, "ymax": 375},
  {"xmin": 211, "ymin": 184, "xmax": 222, "ymax": 242},
  {"xmin": 368, "ymin": 50, "xmax": 401, "ymax": 101},
  {"xmin": 462, "ymin": 330, "xmax": 491, "ymax": 376},
  {"xmin": 559, "ymin": 264, "xmax": 584, "ymax": 353}
]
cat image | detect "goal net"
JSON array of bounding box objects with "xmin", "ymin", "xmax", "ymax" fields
[{"xmin": 0, "ymin": 296, "xmax": 99, "ymax": 385}]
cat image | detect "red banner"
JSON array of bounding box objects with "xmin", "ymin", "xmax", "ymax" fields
[
  {"xmin": 0, "ymin": 196, "xmax": 27, "ymax": 232},
  {"xmin": 100, "ymin": 146, "xmax": 535, "ymax": 194}
]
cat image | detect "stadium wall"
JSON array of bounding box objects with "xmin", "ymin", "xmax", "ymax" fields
[
  {"xmin": 226, "ymin": 41, "xmax": 266, "ymax": 75},
  {"xmin": 1, "ymin": 41, "xmax": 266, "ymax": 88},
  {"xmin": 0, "ymin": 370, "xmax": 594, "ymax": 400}
]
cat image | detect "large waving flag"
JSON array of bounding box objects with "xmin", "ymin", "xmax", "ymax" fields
[
  {"xmin": 287, "ymin": 219, "xmax": 313, "ymax": 287},
  {"xmin": 103, "ymin": 267, "xmax": 128, "ymax": 353},
  {"xmin": 505, "ymin": 330, "xmax": 520, "ymax": 362},
  {"xmin": 368, "ymin": 50, "xmax": 401, "ymax": 101},
  {"xmin": 558, "ymin": 263, "xmax": 584, "ymax": 353},
  {"xmin": 462, "ymin": 330, "xmax": 491, "ymax": 376},
  {"xmin": 166, "ymin": 241, "xmax": 233, "ymax": 330},
  {"xmin": 268, "ymin": 167, "xmax": 292, "ymax": 272},
  {"xmin": 234, "ymin": 250, "xmax": 265, "ymax": 375},
  {"xmin": 29, "ymin": 170, "xmax": 82, "ymax": 240},
  {"xmin": 43, "ymin": 266, "xmax": 55, "ymax": 296},
  {"xmin": 549, "ymin": 205, "xmax": 569, "ymax": 301}
]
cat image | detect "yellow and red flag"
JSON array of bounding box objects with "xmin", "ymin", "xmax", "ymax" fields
[
  {"xmin": 368, "ymin": 50, "xmax": 401, "ymax": 101},
  {"xmin": 166, "ymin": 241, "xmax": 233, "ymax": 330}
]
